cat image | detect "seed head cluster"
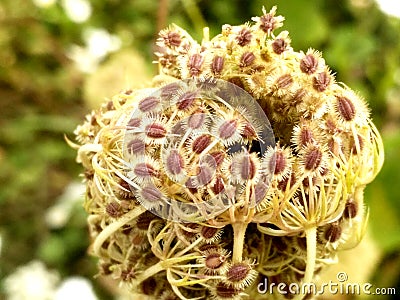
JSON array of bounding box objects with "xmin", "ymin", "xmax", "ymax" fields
[{"xmin": 71, "ymin": 6, "xmax": 384, "ymax": 300}]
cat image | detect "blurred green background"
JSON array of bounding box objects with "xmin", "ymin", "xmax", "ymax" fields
[{"xmin": 0, "ymin": 0, "xmax": 399, "ymax": 299}]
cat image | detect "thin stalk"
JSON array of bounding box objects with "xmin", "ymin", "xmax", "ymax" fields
[{"xmin": 232, "ymin": 222, "xmax": 248, "ymax": 263}]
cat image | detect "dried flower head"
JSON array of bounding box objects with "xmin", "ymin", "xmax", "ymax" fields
[{"xmin": 71, "ymin": 5, "xmax": 384, "ymax": 300}]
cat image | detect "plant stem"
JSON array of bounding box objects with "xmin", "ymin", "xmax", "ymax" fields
[
  {"xmin": 93, "ymin": 206, "xmax": 146, "ymax": 256},
  {"xmin": 232, "ymin": 222, "xmax": 248, "ymax": 263},
  {"xmin": 295, "ymin": 226, "xmax": 317, "ymax": 300}
]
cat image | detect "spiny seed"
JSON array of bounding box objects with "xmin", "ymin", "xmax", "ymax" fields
[
  {"xmin": 177, "ymin": 91, "xmax": 197, "ymax": 110},
  {"xmin": 236, "ymin": 28, "xmax": 252, "ymax": 46},
  {"xmin": 240, "ymin": 154, "xmax": 256, "ymax": 180},
  {"xmin": 300, "ymin": 54, "xmax": 318, "ymax": 74},
  {"xmin": 188, "ymin": 53, "xmax": 204, "ymax": 76},
  {"xmin": 212, "ymin": 176, "xmax": 225, "ymax": 194},
  {"xmin": 313, "ymin": 71, "xmax": 331, "ymax": 92},
  {"xmin": 293, "ymin": 88, "xmax": 307, "ymax": 103},
  {"xmin": 161, "ymin": 82, "xmax": 181, "ymax": 100},
  {"xmin": 197, "ymin": 164, "xmax": 214, "ymax": 186},
  {"xmin": 271, "ymin": 151, "xmax": 286, "ymax": 175},
  {"xmin": 145, "ymin": 123, "xmax": 167, "ymax": 139},
  {"xmin": 163, "ymin": 31, "xmax": 181, "ymax": 47},
  {"xmin": 127, "ymin": 138, "xmax": 145, "ymax": 155},
  {"xmin": 227, "ymin": 263, "xmax": 250, "ymax": 282},
  {"xmin": 241, "ymin": 122, "xmax": 257, "ymax": 139},
  {"xmin": 201, "ymin": 226, "xmax": 219, "ymax": 239},
  {"xmin": 141, "ymin": 185, "xmax": 162, "ymax": 202},
  {"xmin": 205, "ymin": 252, "xmax": 225, "ymax": 269},
  {"xmin": 276, "ymin": 74, "xmax": 293, "ymax": 89},
  {"xmin": 188, "ymin": 113, "xmax": 206, "ymax": 129},
  {"xmin": 134, "ymin": 163, "xmax": 157, "ymax": 177},
  {"xmin": 215, "ymin": 282, "xmax": 240, "ymax": 298},
  {"xmin": 211, "ymin": 56, "xmax": 225, "ymax": 75},
  {"xmin": 106, "ymin": 201, "xmax": 122, "ymax": 217},
  {"xmin": 328, "ymin": 138, "xmax": 340, "ymax": 156},
  {"xmin": 337, "ymin": 96, "xmax": 356, "ymax": 121},
  {"xmin": 251, "ymin": 178, "xmax": 269, "ymax": 204},
  {"xmin": 219, "ymin": 119, "xmax": 238, "ymax": 139},
  {"xmin": 272, "ymin": 38, "xmax": 286, "ymax": 54},
  {"xmin": 344, "ymin": 198, "xmax": 358, "ymax": 219},
  {"xmin": 259, "ymin": 13, "xmax": 275, "ymax": 34},
  {"xmin": 139, "ymin": 96, "xmax": 159, "ymax": 112},
  {"xmin": 128, "ymin": 118, "xmax": 141, "ymax": 128},
  {"xmin": 166, "ymin": 149, "xmax": 184, "ymax": 175},
  {"xmin": 240, "ymin": 51, "xmax": 256, "ymax": 67},
  {"xmin": 210, "ymin": 151, "xmax": 225, "ymax": 166},
  {"xmin": 192, "ymin": 134, "xmax": 212, "ymax": 154},
  {"xmin": 199, "ymin": 243, "xmax": 219, "ymax": 253},
  {"xmin": 136, "ymin": 211, "xmax": 156, "ymax": 230},
  {"xmin": 300, "ymin": 127, "xmax": 314, "ymax": 146},
  {"xmin": 304, "ymin": 147, "xmax": 323, "ymax": 171},
  {"xmin": 324, "ymin": 222, "xmax": 342, "ymax": 243}
]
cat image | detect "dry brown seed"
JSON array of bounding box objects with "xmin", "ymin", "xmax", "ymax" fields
[
  {"xmin": 300, "ymin": 127, "xmax": 314, "ymax": 146},
  {"xmin": 192, "ymin": 134, "xmax": 212, "ymax": 154},
  {"xmin": 219, "ymin": 119, "xmax": 238, "ymax": 139},
  {"xmin": 106, "ymin": 201, "xmax": 123, "ymax": 218},
  {"xmin": 337, "ymin": 96, "xmax": 356, "ymax": 121},
  {"xmin": 226, "ymin": 263, "xmax": 250, "ymax": 282},
  {"xmin": 141, "ymin": 185, "xmax": 162, "ymax": 202},
  {"xmin": 136, "ymin": 211, "xmax": 157, "ymax": 230},
  {"xmin": 215, "ymin": 282, "xmax": 240, "ymax": 298},
  {"xmin": 205, "ymin": 252, "xmax": 225, "ymax": 270},
  {"xmin": 241, "ymin": 121, "xmax": 257, "ymax": 139},
  {"xmin": 188, "ymin": 112, "xmax": 206, "ymax": 129},
  {"xmin": 211, "ymin": 176, "xmax": 225, "ymax": 195},
  {"xmin": 271, "ymin": 151, "xmax": 286, "ymax": 175},
  {"xmin": 236, "ymin": 28, "xmax": 252, "ymax": 46},
  {"xmin": 177, "ymin": 91, "xmax": 197, "ymax": 110},
  {"xmin": 304, "ymin": 147, "xmax": 323, "ymax": 171},
  {"xmin": 343, "ymin": 198, "xmax": 358, "ymax": 219},
  {"xmin": 188, "ymin": 53, "xmax": 204, "ymax": 76},
  {"xmin": 139, "ymin": 96, "xmax": 159, "ymax": 112},
  {"xmin": 276, "ymin": 74, "xmax": 293, "ymax": 89},
  {"xmin": 201, "ymin": 226, "xmax": 219, "ymax": 240},
  {"xmin": 313, "ymin": 72, "xmax": 331, "ymax": 92},
  {"xmin": 272, "ymin": 38, "xmax": 287, "ymax": 54},
  {"xmin": 211, "ymin": 55, "xmax": 225, "ymax": 75},
  {"xmin": 134, "ymin": 163, "xmax": 158, "ymax": 177},
  {"xmin": 128, "ymin": 118, "xmax": 141, "ymax": 128},
  {"xmin": 145, "ymin": 123, "xmax": 167, "ymax": 139},
  {"xmin": 300, "ymin": 54, "xmax": 318, "ymax": 74},
  {"xmin": 210, "ymin": 151, "xmax": 225, "ymax": 166},
  {"xmin": 240, "ymin": 154, "xmax": 257, "ymax": 180},
  {"xmin": 166, "ymin": 149, "xmax": 185, "ymax": 175},
  {"xmin": 162, "ymin": 31, "xmax": 181, "ymax": 47},
  {"xmin": 197, "ymin": 164, "xmax": 214, "ymax": 186},
  {"xmin": 259, "ymin": 13, "xmax": 275, "ymax": 34},
  {"xmin": 240, "ymin": 51, "xmax": 256, "ymax": 67},
  {"xmin": 181, "ymin": 223, "xmax": 199, "ymax": 239},
  {"xmin": 127, "ymin": 138, "xmax": 145, "ymax": 155},
  {"xmin": 324, "ymin": 222, "xmax": 342, "ymax": 243}
]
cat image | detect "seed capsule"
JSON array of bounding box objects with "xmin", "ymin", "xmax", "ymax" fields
[{"xmin": 337, "ymin": 96, "xmax": 356, "ymax": 121}]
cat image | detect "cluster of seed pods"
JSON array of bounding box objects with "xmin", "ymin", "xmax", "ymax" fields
[
  {"xmin": 72, "ymin": 6, "xmax": 384, "ymax": 300},
  {"xmin": 122, "ymin": 78, "xmax": 275, "ymax": 222}
]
